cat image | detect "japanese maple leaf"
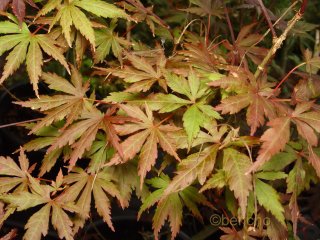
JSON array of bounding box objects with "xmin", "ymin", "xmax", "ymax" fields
[
  {"xmin": 117, "ymin": 0, "xmax": 169, "ymax": 36},
  {"xmin": 181, "ymin": 0, "xmax": 224, "ymax": 18},
  {"xmin": 0, "ymin": 20, "xmax": 70, "ymax": 96},
  {"xmin": 1, "ymin": 174, "xmax": 80, "ymax": 240},
  {"xmin": 57, "ymin": 167, "xmax": 122, "ymax": 232},
  {"xmin": 138, "ymin": 174, "xmax": 212, "ymax": 240},
  {"xmin": 94, "ymin": 20, "xmax": 131, "ymax": 64},
  {"xmin": 106, "ymin": 50, "xmax": 168, "ymax": 92},
  {"xmin": 0, "ymin": 148, "xmax": 35, "ymax": 194},
  {"xmin": 248, "ymin": 101, "xmax": 320, "ymax": 173},
  {"xmin": 47, "ymin": 105, "xmax": 134, "ymax": 170},
  {"xmin": 223, "ymin": 23, "xmax": 268, "ymax": 65},
  {"xmin": 210, "ymin": 67, "xmax": 277, "ymax": 135},
  {"xmin": 180, "ymin": 40, "xmax": 227, "ymax": 72},
  {"xmin": 36, "ymin": 0, "xmax": 129, "ymax": 48},
  {"xmin": 17, "ymin": 66, "xmax": 88, "ymax": 133},
  {"xmin": 0, "ymin": 0, "xmax": 38, "ymax": 25},
  {"xmin": 107, "ymin": 104, "xmax": 181, "ymax": 187}
]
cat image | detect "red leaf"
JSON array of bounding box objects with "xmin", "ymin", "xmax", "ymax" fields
[
  {"xmin": 12, "ymin": 0, "xmax": 26, "ymax": 24},
  {"xmin": 0, "ymin": 0, "xmax": 10, "ymax": 10},
  {"xmin": 247, "ymin": 117, "xmax": 291, "ymax": 173}
]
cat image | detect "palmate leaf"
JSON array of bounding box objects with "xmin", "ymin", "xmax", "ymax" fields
[
  {"xmin": 248, "ymin": 102, "xmax": 320, "ymax": 173},
  {"xmin": 117, "ymin": 0, "xmax": 168, "ymax": 36},
  {"xmin": 106, "ymin": 50, "xmax": 167, "ymax": 92},
  {"xmin": 0, "ymin": 148, "xmax": 33, "ymax": 193},
  {"xmin": 108, "ymin": 104, "xmax": 181, "ymax": 187},
  {"xmin": 182, "ymin": 0, "xmax": 224, "ymax": 18},
  {"xmin": 47, "ymin": 105, "xmax": 134, "ymax": 170},
  {"xmin": 94, "ymin": 20, "xmax": 131, "ymax": 64},
  {"xmin": 0, "ymin": 20, "xmax": 69, "ymax": 96},
  {"xmin": 1, "ymin": 175, "xmax": 79, "ymax": 240},
  {"xmin": 37, "ymin": 0, "xmax": 129, "ymax": 48},
  {"xmin": 138, "ymin": 174, "xmax": 211, "ymax": 240},
  {"xmin": 163, "ymin": 71, "xmax": 221, "ymax": 144},
  {"xmin": 211, "ymin": 68, "xmax": 276, "ymax": 135},
  {"xmin": 223, "ymin": 23, "xmax": 268, "ymax": 65},
  {"xmin": 17, "ymin": 66, "xmax": 88, "ymax": 134},
  {"xmin": 59, "ymin": 167, "xmax": 122, "ymax": 231}
]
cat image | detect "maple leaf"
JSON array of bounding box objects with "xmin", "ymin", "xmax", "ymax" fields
[
  {"xmin": 105, "ymin": 50, "xmax": 168, "ymax": 92},
  {"xmin": 138, "ymin": 174, "xmax": 212, "ymax": 240},
  {"xmin": 223, "ymin": 148, "xmax": 252, "ymax": 219},
  {"xmin": 117, "ymin": 0, "xmax": 169, "ymax": 36},
  {"xmin": 182, "ymin": 0, "xmax": 224, "ymax": 18},
  {"xmin": 200, "ymin": 169, "xmax": 227, "ymax": 192},
  {"xmin": 161, "ymin": 71, "xmax": 221, "ymax": 144},
  {"xmin": 58, "ymin": 167, "xmax": 122, "ymax": 232},
  {"xmin": 47, "ymin": 105, "xmax": 134, "ymax": 170},
  {"xmin": 223, "ymin": 23, "xmax": 268, "ymax": 65},
  {"xmin": 0, "ymin": 0, "xmax": 38, "ymax": 25},
  {"xmin": 107, "ymin": 104, "xmax": 180, "ymax": 187},
  {"xmin": 179, "ymin": 40, "xmax": 227, "ymax": 72},
  {"xmin": 303, "ymin": 48, "xmax": 320, "ymax": 74},
  {"xmin": 210, "ymin": 68, "xmax": 277, "ymax": 135},
  {"xmin": 1, "ymin": 174, "xmax": 79, "ymax": 240},
  {"xmin": 16, "ymin": 66, "xmax": 88, "ymax": 134},
  {"xmin": 94, "ymin": 20, "xmax": 131, "ymax": 64},
  {"xmin": 0, "ymin": 20, "xmax": 70, "ymax": 96},
  {"xmin": 248, "ymin": 102, "xmax": 320, "ymax": 173},
  {"xmin": 0, "ymin": 148, "xmax": 34, "ymax": 193},
  {"xmin": 36, "ymin": 0, "xmax": 129, "ymax": 48}
]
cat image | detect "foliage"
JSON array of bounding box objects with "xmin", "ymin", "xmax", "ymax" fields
[{"xmin": 0, "ymin": 0, "xmax": 319, "ymax": 239}]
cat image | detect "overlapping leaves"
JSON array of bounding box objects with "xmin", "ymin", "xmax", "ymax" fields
[{"xmin": 36, "ymin": 0, "xmax": 129, "ymax": 48}]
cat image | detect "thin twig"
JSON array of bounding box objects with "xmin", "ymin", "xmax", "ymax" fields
[
  {"xmin": 224, "ymin": 6, "xmax": 236, "ymax": 44},
  {"xmin": 257, "ymin": 0, "xmax": 276, "ymax": 39},
  {"xmin": 272, "ymin": 62, "xmax": 306, "ymax": 93},
  {"xmin": 0, "ymin": 118, "xmax": 41, "ymax": 129}
]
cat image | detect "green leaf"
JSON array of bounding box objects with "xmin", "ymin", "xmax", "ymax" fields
[
  {"xmin": 255, "ymin": 179, "xmax": 285, "ymax": 225},
  {"xmin": 149, "ymin": 93, "xmax": 191, "ymax": 113},
  {"xmin": 0, "ymin": 39, "xmax": 29, "ymax": 83},
  {"xmin": 259, "ymin": 147, "xmax": 297, "ymax": 172},
  {"xmin": 2, "ymin": 191, "xmax": 47, "ymax": 211},
  {"xmin": 139, "ymin": 174, "xmax": 210, "ymax": 240},
  {"xmin": 70, "ymin": 5, "xmax": 95, "ymax": 48},
  {"xmin": 0, "ymin": 21, "xmax": 21, "ymax": 34},
  {"xmin": 75, "ymin": 0, "xmax": 129, "ymax": 19},
  {"xmin": 255, "ymin": 171, "xmax": 287, "ymax": 181},
  {"xmin": 183, "ymin": 105, "xmax": 205, "ymax": 144},
  {"xmin": 200, "ymin": 170, "xmax": 227, "ymax": 192},
  {"xmin": 198, "ymin": 104, "xmax": 222, "ymax": 120},
  {"xmin": 26, "ymin": 37, "xmax": 43, "ymax": 95},
  {"xmin": 165, "ymin": 72, "xmax": 192, "ymax": 99},
  {"xmin": 94, "ymin": 27, "xmax": 130, "ymax": 63}
]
